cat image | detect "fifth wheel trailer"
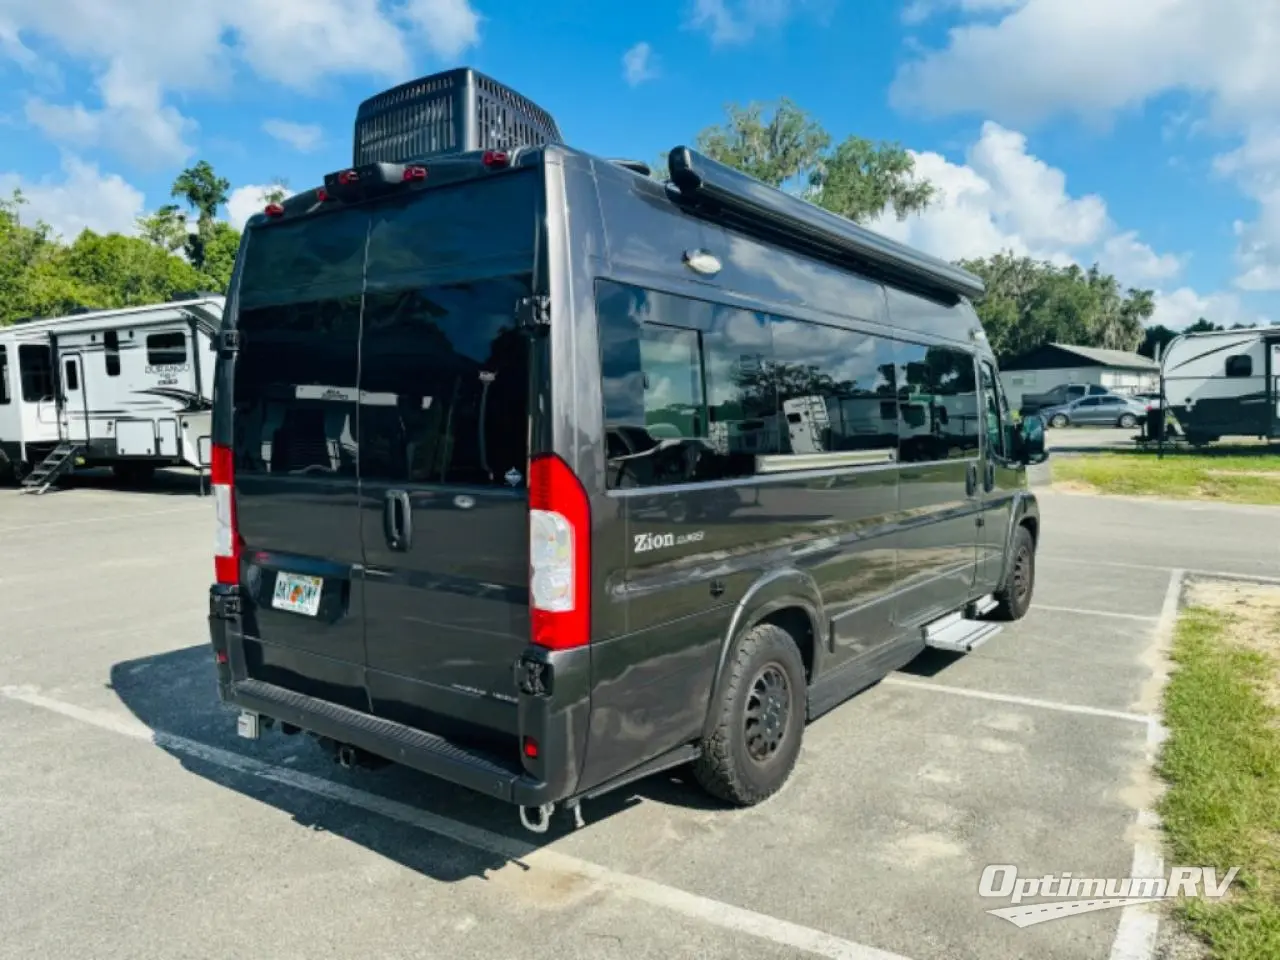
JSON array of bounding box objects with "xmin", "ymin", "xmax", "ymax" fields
[
  {"xmin": 1161, "ymin": 328, "xmax": 1280, "ymax": 445},
  {"xmin": 0, "ymin": 295, "xmax": 223, "ymax": 485}
]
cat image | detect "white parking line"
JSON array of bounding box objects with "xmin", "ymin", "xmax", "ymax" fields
[
  {"xmin": 0, "ymin": 505, "xmax": 205, "ymax": 535},
  {"xmin": 1031, "ymin": 604, "xmax": 1159, "ymax": 622},
  {"xmin": 1042, "ymin": 555, "xmax": 1280, "ymax": 585},
  {"xmin": 882, "ymin": 676, "xmax": 1153, "ymax": 725},
  {"xmin": 1107, "ymin": 568, "xmax": 1183, "ymax": 960},
  {"xmin": 0, "ymin": 684, "xmax": 914, "ymax": 960}
]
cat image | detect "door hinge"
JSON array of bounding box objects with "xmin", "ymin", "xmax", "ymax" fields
[
  {"xmin": 217, "ymin": 329, "xmax": 241, "ymax": 356},
  {"xmin": 515, "ymin": 295, "xmax": 551, "ymax": 331}
]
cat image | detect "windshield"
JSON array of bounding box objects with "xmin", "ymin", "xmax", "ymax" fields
[{"xmin": 230, "ymin": 169, "xmax": 541, "ymax": 488}]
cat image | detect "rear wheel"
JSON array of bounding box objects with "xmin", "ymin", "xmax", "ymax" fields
[
  {"xmin": 694, "ymin": 623, "xmax": 806, "ymax": 806},
  {"xmin": 1118, "ymin": 413, "xmax": 1138, "ymax": 429},
  {"xmin": 992, "ymin": 525, "xmax": 1036, "ymax": 621},
  {"xmin": 1049, "ymin": 413, "xmax": 1068, "ymax": 428}
]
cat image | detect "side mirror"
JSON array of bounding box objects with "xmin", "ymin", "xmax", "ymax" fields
[{"xmin": 1012, "ymin": 414, "xmax": 1048, "ymax": 465}]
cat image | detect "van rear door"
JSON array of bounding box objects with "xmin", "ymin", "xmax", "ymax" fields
[
  {"xmin": 356, "ymin": 173, "xmax": 541, "ymax": 750},
  {"xmin": 230, "ymin": 211, "xmax": 370, "ymax": 711}
]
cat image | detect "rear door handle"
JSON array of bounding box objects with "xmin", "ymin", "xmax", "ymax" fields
[{"xmin": 384, "ymin": 490, "xmax": 412, "ymax": 551}]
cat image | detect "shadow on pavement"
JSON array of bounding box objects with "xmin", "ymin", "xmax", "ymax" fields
[{"xmin": 109, "ymin": 644, "xmax": 727, "ymax": 883}]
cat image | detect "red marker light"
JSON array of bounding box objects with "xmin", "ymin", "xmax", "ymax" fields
[
  {"xmin": 402, "ymin": 165, "xmax": 427, "ymax": 181},
  {"xmin": 315, "ymin": 188, "xmax": 329, "ymax": 202},
  {"xmin": 482, "ymin": 150, "xmax": 509, "ymax": 169},
  {"xmin": 337, "ymin": 169, "xmax": 360, "ymax": 185},
  {"xmin": 264, "ymin": 203, "xmax": 284, "ymax": 218},
  {"xmin": 522, "ymin": 736, "xmax": 539, "ymax": 759}
]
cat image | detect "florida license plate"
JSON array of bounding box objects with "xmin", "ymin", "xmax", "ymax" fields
[{"xmin": 271, "ymin": 572, "xmax": 323, "ymax": 616}]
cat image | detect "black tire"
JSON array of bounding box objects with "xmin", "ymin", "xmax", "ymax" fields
[
  {"xmin": 693, "ymin": 623, "xmax": 807, "ymax": 806},
  {"xmin": 992, "ymin": 525, "xmax": 1036, "ymax": 621},
  {"xmin": 1118, "ymin": 413, "xmax": 1138, "ymax": 429},
  {"xmin": 1049, "ymin": 414, "xmax": 1068, "ymax": 428}
]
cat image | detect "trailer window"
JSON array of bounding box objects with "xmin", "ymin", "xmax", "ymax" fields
[
  {"xmin": 19, "ymin": 344, "xmax": 53, "ymax": 402},
  {"xmin": 147, "ymin": 331, "xmax": 187, "ymax": 366},
  {"xmin": 104, "ymin": 330, "xmax": 121, "ymax": 376},
  {"xmin": 64, "ymin": 359, "xmax": 79, "ymax": 392},
  {"xmin": 0, "ymin": 346, "xmax": 9, "ymax": 404},
  {"xmin": 1225, "ymin": 354, "xmax": 1252, "ymax": 378}
]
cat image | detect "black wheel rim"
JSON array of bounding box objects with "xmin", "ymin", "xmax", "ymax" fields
[
  {"xmin": 1012, "ymin": 546, "xmax": 1032, "ymax": 602},
  {"xmin": 745, "ymin": 663, "xmax": 792, "ymax": 763}
]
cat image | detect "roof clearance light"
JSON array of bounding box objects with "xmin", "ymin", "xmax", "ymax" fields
[
  {"xmin": 264, "ymin": 203, "xmax": 285, "ymax": 218},
  {"xmin": 402, "ymin": 165, "xmax": 427, "ymax": 182},
  {"xmin": 315, "ymin": 188, "xmax": 329, "ymax": 202},
  {"xmin": 482, "ymin": 150, "xmax": 509, "ymax": 169},
  {"xmin": 337, "ymin": 170, "xmax": 360, "ymax": 185}
]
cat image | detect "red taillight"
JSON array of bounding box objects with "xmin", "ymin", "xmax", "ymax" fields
[
  {"xmin": 215, "ymin": 651, "xmax": 229, "ymax": 665},
  {"xmin": 212, "ymin": 443, "xmax": 240, "ymax": 585},
  {"xmin": 402, "ymin": 165, "xmax": 427, "ymax": 181},
  {"xmin": 482, "ymin": 150, "xmax": 509, "ymax": 169},
  {"xmin": 528, "ymin": 454, "xmax": 590, "ymax": 651},
  {"xmin": 522, "ymin": 736, "xmax": 539, "ymax": 759},
  {"xmin": 264, "ymin": 203, "xmax": 284, "ymax": 218},
  {"xmin": 338, "ymin": 169, "xmax": 360, "ymax": 185}
]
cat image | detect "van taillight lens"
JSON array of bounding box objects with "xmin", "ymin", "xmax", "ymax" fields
[
  {"xmin": 528, "ymin": 454, "xmax": 589, "ymax": 650},
  {"xmin": 212, "ymin": 443, "xmax": 240, "ymax": 585}
]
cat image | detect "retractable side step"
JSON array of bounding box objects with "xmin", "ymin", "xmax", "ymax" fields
[
  {"xmin": 20, "ymin": 442, "xmax": 82, "ymax": 495},
  {"xmin": 923, "ymin": 600, "xmax": 1002, "ymax": 654}
]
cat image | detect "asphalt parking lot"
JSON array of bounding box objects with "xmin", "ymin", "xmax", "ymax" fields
[{"xmin": 3, "ymin": 475, "xmax": 1278, "ymax": 960}]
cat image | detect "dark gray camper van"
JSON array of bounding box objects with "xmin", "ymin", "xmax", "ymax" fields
[{"xmin": 207, "ymin": 68, "xmax": 1048, "ymax": 832}]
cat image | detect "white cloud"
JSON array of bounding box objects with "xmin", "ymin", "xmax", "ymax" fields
[
  {"xmin": 902, "ymin": 0, "xmax": 1027, "ymax": 26},
  {"xmin": 226, "ymin": 184, "xmax": 283, "ymax": 231},
  {"xmin": 263, "ymin": 119, "xmax": 324, "ymax": 153},
  {"xmin": 686, "ymin": 0, "xmax": 827, "ymax": 45},
  {"xmin": 865, "ymin": 121, "xmax": 1262, "ymax": 328},
  {"xmin": 1212, "ymin": 125, "xmax": 1280, "ymax": 291},
  {"xmin": 2, "ymin": 0, "xmax": 482, "ymax": 166},
  {"xmin": 0, "ymin": 155, "xmax": 145, "ymax": 239},
  {"xmin": 890, "ymin": 0, "xmax": 1280, "ymax": 129},
  {"xmin": 622, "ymin": 42, "xmax": 658, "ymax": 86}
]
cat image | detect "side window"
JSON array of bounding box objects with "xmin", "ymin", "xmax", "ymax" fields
[
  {"xmin": 19, "ymin": 344, "xmax": 53, "ymax": 402},
  {"xmin": 1225, "ymin": 354, "xmax": 1252, "ymax": 378},
  {"xmin": 64, "ymin": 359, "xmax": 79, "ymax": 392},
  {"xmin": 979, "ymin": 360, "xmax": 1005, "ymax": 459},
  {"xmin": 897, "ymin": 343, "xmax": 979, "ymax": 462},
  {"xmin": 104, "ymin": 330, "xmax": 121, "ymax": 377},
  {"xmin": 147, "ymin": 331, "xmax": 187, "ymax": 367},
  {"xmin": 0, "ymin": 346, "xmax": 9, "ymax": 405}
]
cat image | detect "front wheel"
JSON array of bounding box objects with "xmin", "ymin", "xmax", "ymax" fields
[
  {"xmin": 694, "ymin": 623, "xmax": 807, "ymax": 806},
  {"xmin": 1049, "ymin": 414, "xmax": 1068, "ymax": 428},
  {"xmin": 1118, "ymin": 413, "xmax": 1138, "ymax": 429},
  {"xmin": 992, "ymin": 525, "xmax": 1036, "ymax": 621}
]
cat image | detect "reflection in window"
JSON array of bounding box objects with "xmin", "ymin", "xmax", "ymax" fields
[
  {"xmin": 979, "ymin": 360, "xmax": 1005, "ymax": 459},
  {"xmin": 358, "ymin": 275, "xmax": 531, "ymax": 486},
  {"xmin": 1225, "ymin": 354, "xmax": 1252, "ymax": 378},
  {"xmin": 897, "ymin": 343, "xmax": 978, "ymax": 462}
]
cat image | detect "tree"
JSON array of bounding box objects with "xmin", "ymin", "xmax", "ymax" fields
[
  {"xmin": 960, "ymin": 253, "xmax": 1154, "ymax": 364},
  {"xmin": 691, "ymin": 99, "xmax": 935, "ymax": 222},
  {"xmin": 136, "ymin": 204, "xmax": 188, "ymax": 254},
  {"xmin": 171, "ymin": 160, "xmax": 231, "ymax": 270}
]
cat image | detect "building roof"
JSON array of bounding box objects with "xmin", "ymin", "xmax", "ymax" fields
[{"xmin": 1046, "ymin": 343, "xmax": 1159, "ymax": 370}]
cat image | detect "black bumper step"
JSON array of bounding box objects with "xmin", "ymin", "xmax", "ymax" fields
[{"xmin": 229, "ymin": 679, "xmax": 527, "ymax": 802}]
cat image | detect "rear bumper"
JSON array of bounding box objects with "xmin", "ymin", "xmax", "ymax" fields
[{"xmin": 207, "ymin": 584, "xmax": 581, "ymax": 807}]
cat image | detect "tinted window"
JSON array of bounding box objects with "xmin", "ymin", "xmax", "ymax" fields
[
  {"xmin": 233, "ymin": 297, "xmax": 361, "ymax": 478},
  {"xmin": 1226, "ymin": 354, "xmax": 1252, "ymax": 377},
  {"xmin": 64, "ymin": 359, "xmax": 79, "ymax": 392},
  {"xmin": 238, "ymin": 210, "xmax": 369, "ymax": 309},
  {"xmin": 104, "ymin": 330, "xmax": 121, "ymax": 377},
  {"xmin": 979, "ymin": 360, "xmax": 1005, "ymax": 459},
  {"xmin": 897, "ymin": 343, "xmax": 978, "ymax": 462},
  {"xmin": 358, "ymin": 275, "xmax": 532, "ymax": 486},
  {"xmin": 147, "ymin": 332, "xmax": 187, "ymax": 366},
  {"xmin": 0, "ymin": 346, "xmax": 8, "ymax": 404},
  {"xmin": 1078, "ymin": 397, "xmax": 1102, "ymax": 407},
  {"xmin": 598, "ymin": 279, "xmax": 903, "ymax": 488},
  {"xmin": 883, "ymin": 286, "xmax": 974, "ymax": 343},
  {"xmin": 19, "ymin": 345, "xmax": 53, "ymax": 402}
]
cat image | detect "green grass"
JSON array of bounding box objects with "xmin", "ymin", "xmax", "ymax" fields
[
  {"xmin": 1158, "ymin": 604, "xmax": 1280, "ymax": 958},
  {"xmin": 1052, "ymin": 449, "xmax": 1280, "ymax": 505}
]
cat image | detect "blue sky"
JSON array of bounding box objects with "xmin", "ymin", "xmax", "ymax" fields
[{"xmin": 2, "ymin": 0, "xmax": 1278, "ymax": 330}]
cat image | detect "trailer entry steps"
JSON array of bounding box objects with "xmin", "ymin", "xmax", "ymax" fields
[{"xmin": 20, "ymin": 443, "xmax": 83, "ymax": 495}]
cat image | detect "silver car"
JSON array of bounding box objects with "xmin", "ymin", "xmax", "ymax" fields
[{"xmin": 1041, "ymin": 393, "xmax": 1148, "ymax": 429}]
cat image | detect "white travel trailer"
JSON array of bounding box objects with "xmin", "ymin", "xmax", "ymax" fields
[
  {"xmin": 1161, "ymin": 328, "xmax": 1280, "ymax": 445},
  {"xmin": 0, "ymin": 295, "xmax": 223, "ymax": 488}
]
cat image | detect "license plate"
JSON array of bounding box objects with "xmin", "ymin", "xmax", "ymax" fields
[{"xmin": 272, "ymin": 572, "xmax": 323, "ymax": 616}]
